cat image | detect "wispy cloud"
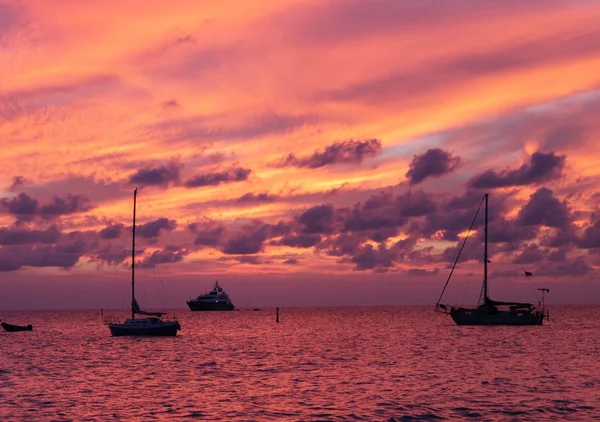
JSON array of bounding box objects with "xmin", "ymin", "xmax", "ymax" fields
[{"xmin": 277, "ymin": 139, "xmax": 382, "ymax": 169}]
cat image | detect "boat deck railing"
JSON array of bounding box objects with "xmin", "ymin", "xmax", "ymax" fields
[
  {"xmin": 101, "ymin": 315, "xmax": 178, "ymax": 325},
  {"xmin": 163, "ymin": 314, "xmax": 179, "ymax": 323},
  {"xmin": 435, "ymin": 304, "xmax": 453, "ymax": 315},
  {"xmin": 101, "ymin": 315, "xmax": 120, "ymax": 325}
]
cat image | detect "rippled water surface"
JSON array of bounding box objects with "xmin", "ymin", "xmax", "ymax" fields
[{"xmin": 1, "ymin": 306, "xmax": 600, "ymax": 421}]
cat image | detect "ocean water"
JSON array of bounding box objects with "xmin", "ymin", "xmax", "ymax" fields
[{"xmin": 1, "ymin": 306, "xmax": 599, "ymax": 421}]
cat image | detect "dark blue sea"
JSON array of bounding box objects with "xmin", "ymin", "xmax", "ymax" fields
[{"xmin": 1, "ymin": 306, "xmax": 599, "ymax": 421}]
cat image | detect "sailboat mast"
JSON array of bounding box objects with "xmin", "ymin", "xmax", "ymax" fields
[
  {"xmin": 483, "ymin": 193, "xmax": 489, "ymax": 301},
  {"xmin": 131, "ymin": 188, "xmax": 137, "ymax": 320}
]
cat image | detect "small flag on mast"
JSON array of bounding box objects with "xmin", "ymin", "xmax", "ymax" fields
[{"xmin": 524, "ymin": 271, "xmax": 533, "ymax": 277}]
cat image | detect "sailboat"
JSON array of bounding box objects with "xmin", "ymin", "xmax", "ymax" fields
[
  {"xmin": 436, "ymin": 193, "xmax": 549, "ymax": 326},
  {"xmin": 102, "ymin": 188, "xmax": 181, "ymax": 336}
]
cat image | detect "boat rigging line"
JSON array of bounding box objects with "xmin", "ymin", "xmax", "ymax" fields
[{"xmin": 435, "ymin": 195, "xmax": 484, "ymax": 310}]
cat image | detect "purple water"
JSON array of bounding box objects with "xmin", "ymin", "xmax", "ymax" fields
[{"xmin": 1, "ymin": 306, "xmax": 599, "ymax": 421}]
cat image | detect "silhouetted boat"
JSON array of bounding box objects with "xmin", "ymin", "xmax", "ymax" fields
[
  {"xmin": 436, "ymin": 193, "xmax": 549, "ymax": 326},
  {"xmin": 102, "ymin": 188, "xmax": 181, "ymax": 336},
  {"xmin": 187, "ymin": 280, "xmax": 235, "ymax": 311},
  {"xmin": 1, "ymin": 322, "xmax": 33, "ymax": 332}
]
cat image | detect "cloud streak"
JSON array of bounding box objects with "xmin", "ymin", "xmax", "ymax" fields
[
  {"xmin": 278, "ymin": 139, "xmax": 382, "ymax": 169},
  {"xmin": 469, "ymin": 152, "xmax": 566, "ymax": 189},
  {"xmin": 184, "ymin": 167, "xmax": 251, "ymax": 188}
]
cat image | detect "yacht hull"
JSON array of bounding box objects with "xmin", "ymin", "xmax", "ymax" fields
[
  {"xmin": 186, "ymin": 301, "xmax": 234, "ymax": 311},
  {"xmin": 108, "ymin": 322, "xmax": 180, "ymax": 336},
  {"xmin": 451, "ymin": 309, "xmax": 543, "ymax": 326}
]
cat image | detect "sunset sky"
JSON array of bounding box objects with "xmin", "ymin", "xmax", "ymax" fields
[{"xmin": 1, "ymin": 0, "xmax": 600, "ymax": 310}]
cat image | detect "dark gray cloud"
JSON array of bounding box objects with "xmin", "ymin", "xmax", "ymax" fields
[
  {"xmin": 279, "ymin": 139, "xmax": 381, "ymax": 169},
  {"xmin": 189, "ymin": 220, "xmax": 227, "ymax": 247},
  {"xmin": 273, "ymin": 233, "xmax": 321, "ymax": 248},
  {"xmin": 423, "ymin": 207, "xmax": 487, "ymax": 242},
  {"xmin": 338, "ymin": 195, "xmax": 403, "ymax": 234},
  {"xmin": 139, "ymin": 245, "xmax": 189, "ymax": 268},
  {"xmin": 336, "ymin": 189, "xmax": 436, "ymax": 238},
  {"xmin": 540, "ymin": 227, "xmax": 578, "ymax": 248},
  {"xmin": 185, "ymin": 167, "xmax": 251, "ymax": 188},
  {"xmin": 25, "ymin": 176, "xmax": 126, "ymax": 207},
  {"xmin": 547, "ymin": 246, "xmax": 569, "ymax": 262},
  {"xmin": 39, "ymin": 194, "xmax": 94, "ymax": 216},
  {"xmin": 406, "ymin": 148, "xmax": 460, "ymax": 185},
  {"xmin": 99, "ymin": 223, "xmax": 125, "ymax": 240},
  {"xmin": 222, "ymin": 220, "xmax": 270, "ymax": 255},
  {"xmin": 405, "ymin": 268, "xmax": 440, "ymax": 276},
  {"xmin": 137, "ymin": 218, "xmax": 177, "ymax": 238},
  {"xmin": 483, "ymin": 218, "xmax": 538, "ymax": 245},
  {"xmin": 398, "ymin": 189, "xmax": 438, "ymax": 216},
  {"xmin": 0, "ymin": 229, "xmax": 96, "ymax": 272},
  {"xmin": 94, "ymin": 245, "xmax": 129, "ymax": 265},
  {"xmin": 316, "ymin": 232, "xmax": 422, "ymax": 272},
  {"xmin": 0, "ymin": 245, "xmax": 81, "ymax": 271},
  {"xmin": 236, "ymin": 192, "xmax": 279, "ymax": 203},
  {"xmin": 533, "ymin": 257, "xmax": 593, "ymax": 277},
  {"xmin": 316, "ymin": 233, "xmax": 363, "ymax": 258},
  {"xmin": 241, "ymin": 188, "xmax": 435, "ymax": 271},
  {"xmin": 0, "ymin": 225, "xmax": 61, "ymax": 245},
  {"xmin": 253, "ymin": 188, "xmax": 518, "ymax": 271},
  {"xmin": 348, "ymin": 237, "xmax": 423, "ymax": 272},
  {"xmin": 0, "ymin": 193, "xmax": 38, "ymax": 216},
  {"xmin": 270, "ymin": 221, "xmax": 293, "ymax": 237},
  {"xmin": 469, "ymin": 151, "xmax": 565, "ymax": 189},
  {"xmin": 8, "ymin": 176, "xmax": 26, "ymax": 191},
  {"xmin": 297, "ymin": 204, "xmax": 336, "ymax": 234},
  {"xmin": 128, "ymin": 161, "xmax": 182, "ymax": 187},
  {"xmin": 516, "ymin": 188, "xmax": 571, "ymax": 229},
  {"xmin": 234, "ymin": 255, "xmax": 262, "ymax": 265},
  {"xmin": 578, "ymin": 211, "xmax": 600, "ymax": 249},
  {"xmin": 0, "ymin": 192, "xmax": 94, "ymax": 220},
  {"xmin": 350, "ymin": 243, "xmax": 398, "ymax": 271},
  {"xmin": 444, "ymin": 190, "xmax": 485, "ymax": 211},
  {"xmin": 0, "ymin": 216, "xmax": 180, "ymax": 271},
  {"xmin": 511, "ymin": 244, "xmax": 546, "ymax": 265}
]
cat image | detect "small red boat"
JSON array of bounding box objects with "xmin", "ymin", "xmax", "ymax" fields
[{"xmin": 1, "ymin": 322, "xmax": 33, "ymax": 332}]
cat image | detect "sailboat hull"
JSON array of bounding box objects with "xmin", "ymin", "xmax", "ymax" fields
[
  {"xmin": 451, "ymin": 309, "xmax": 543, "ymax": 326},
  {"xmin": 108, "ymin": 318, "xmax": 180, "ymax": 336}
]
